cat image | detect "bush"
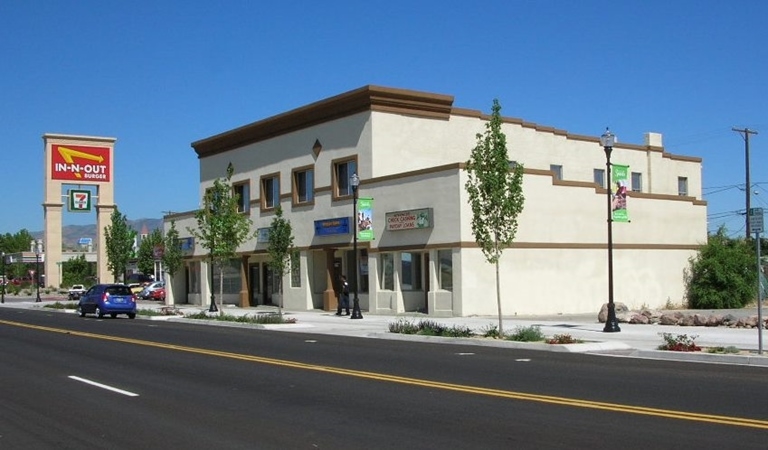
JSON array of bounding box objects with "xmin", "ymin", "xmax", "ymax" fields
[
  {"xmin": 185, "ymin": 311, "xmax": 297, "ymax": 324},
  {"xmin": 388, "ymin": 319, "xmax": 474, "ymax": 338},
  {"xmin": 506, "ymin": 325, "xmax": 544, "ymax": 342},
  {"xmin": 658, "ymin": 333, "xmax": 701, "ymax": 352},
  {"xmin": 43, "ymin": 301, "xmax": 78, "ymax": 310},
  {"xmin": 479, "ymin": 324, "xmax": 501, "ymax": 339},
  {"xmin": 706, "ymin": 346, "xmax": 740, "ymax": 354},
  {"xmin": 547, "ymin": 334, "xmax": 581, "ymax": 344},
  {"xmin": 685, "ymin": 227, "xmax": 757, "ymax": 309}
]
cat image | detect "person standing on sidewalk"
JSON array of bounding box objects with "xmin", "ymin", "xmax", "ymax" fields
[{"xmin": 336, "ymin": 275, "xmax": 350, "ymax": 316}]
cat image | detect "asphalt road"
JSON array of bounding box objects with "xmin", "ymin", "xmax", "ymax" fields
[{"xmin": 1, "ymin": 308, "xmax": 767, "ymax": 449}]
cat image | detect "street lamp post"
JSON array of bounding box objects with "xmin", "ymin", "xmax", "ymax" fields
[
  {"xmin": 601, "ymin": 128, "xmax": 620, "ymax": 332},
  {"xmin": 350, "ymin": 173, "xmax": 363, "ymax": 320},
  {"xmin": 1, "ymin": 251, "xmax": 5, "ymax": 304},
  {"xmin": 34, "ymin": 239, "xmax": 43, "ymax": 303}
]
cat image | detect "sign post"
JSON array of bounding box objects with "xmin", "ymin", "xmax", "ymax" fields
[{"xmin": 749, "ymin": 207, "xmax": 764, "ymax": 354}]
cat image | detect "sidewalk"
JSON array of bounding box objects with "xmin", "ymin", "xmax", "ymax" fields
[{"xmin": 3, "ymin": 295, "xmax": 768, "ymax": 367}]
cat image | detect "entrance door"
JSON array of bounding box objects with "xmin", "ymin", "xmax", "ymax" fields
[
  {"xmin": 333, "ymin": 257, "xmax": 343, "ymax": 296},
  {"xmin": 249, "ymin": 263, "xmax": 260, "ymax": 306},
  {"xmin": 263, "ymin": 266, "xmax": 273, "ymax": 305},
  {"xmin": 423, "ymin": 252, "xmax": 430, "ymax": 313}
]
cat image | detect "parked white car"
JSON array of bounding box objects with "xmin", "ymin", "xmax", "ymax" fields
[{"xmin": 138, "ymin": 281, "xmax": 164, "ymax": 300}]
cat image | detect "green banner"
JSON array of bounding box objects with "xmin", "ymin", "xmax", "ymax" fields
[
  {"xmin": 611, "ymin": 164, "xmax": 629, "ymax": 222},
  {"xmin": 357, "ymin": 197, "xmax": 374, "ymax": 241}
]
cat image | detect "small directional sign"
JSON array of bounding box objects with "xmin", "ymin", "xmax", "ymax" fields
[{"xmin": 749, "ymin": 207, "xmax": 764, "ymax": 234}]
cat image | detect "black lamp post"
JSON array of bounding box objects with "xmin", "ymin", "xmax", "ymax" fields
[
  {"xmin": 209, "ymin": 243, "xmax": 218, "ymax": 313},
  {"xmin": 1, "ymin": 251, "xmax": 5, "ymax": 304},
  {"xmin": 34, "ymin": 239, "xmax": 43, "ymax": 303},
  {"xmin": 601, "ymin": 128, "xmax": 620, "ymax": 333},
  {"xmin": 350, "ymin": 172, "xmax": 363, "ymax": 320}
]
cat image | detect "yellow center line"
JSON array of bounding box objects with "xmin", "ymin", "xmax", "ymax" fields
[{"xmin": 4, "ymin": 319, "xmax": 767, "ymax": 430}]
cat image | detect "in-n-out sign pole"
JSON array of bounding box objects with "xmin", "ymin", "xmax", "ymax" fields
[{"xmin": 749, "ymin": 207, "xmax": 764, "ymax": 354}]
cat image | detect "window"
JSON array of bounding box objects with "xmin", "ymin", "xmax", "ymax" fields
[
  {"xmin": 678, "ymin": 177, "xmax": 688, "ymax": 196},
  {"xmin": 211, "ymin": 258, "xmax": 241, "ymax": 294},
  {"xmin": 400, "ymin": 252, "xmax": 423, "ymax": 290},
  {"xmin": 233, "ymin": 182, "xmax": 250, "ymax": 213},
  {"xmin": 593, "ymin": 169, "xmax": 605, "ymax": 188},
  {"xmin": 379, "ymin": 252, "xmax": 394, "ymax": 290},
  {"xmin": 293, "ymin": 167, "xmax": 314, "ymax": 205},
  {"xmin": 631, "ymin": 172, "xmax": 642, "ymax": 192},
  {"xmin": 334, "ymin": 159, "xmax": 357, "ymax": 198},
  {"xmin": 437, "ymin": 249, "xmax": 453, "ymax": 291},
  {"xmin": 261, "ymin": 173, "xmax": 280, "ymax": 209},
  {"xmin": 550, "ymin": 164, "xmax": 563, "ymax": 180},
  {"xmin": 187, "ymin": 261, "xmax": 200, "ymax": 294},
  {"xmin": 290, "ymin": 251, "xmax": 301, "ymax": 287}
]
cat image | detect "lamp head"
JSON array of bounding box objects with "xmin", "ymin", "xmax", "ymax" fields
[
  {"xmin": 350, "ymin": 172, "xmax": 360, "ymax": 191},
  {"xmin": 600, "ymin": 128, "xmax": 616, "ymax": 148}
]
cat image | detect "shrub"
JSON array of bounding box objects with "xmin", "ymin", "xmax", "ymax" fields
[
  {"xmin": 506, "ymin": 325, "xmax": 544, "ymax": 342},
  {"xmin": 388, "ymin": 319, "xmax": 421, "ymax": 334},
  {"xmin": 706, "ymin": 346, "xmax": 740, "ymax": 354},
  {"xmin": 658, "ymin": 332, "xmax": 701, "ymax": 352},
  {"xmin": 547, "ymin": 334, "xmax": 581, "ymax": 344},
  {"xmin": 388, "ymin": 319, "xmax": 474, "ymax": 337},
  {"xmin": 480, "ymin": 324, "xmax": 501, "ymax": 339},
  {"xmin": 43, "ymin": 301, "xmax": 78, "ymax": 310},
  {"xmin": 185, "ymin": 311, "xmax": 296, "ymax": 324}
]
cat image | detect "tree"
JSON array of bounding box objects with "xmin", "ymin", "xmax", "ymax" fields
[
  {"xmin": 187, "ymin": 163, "xmax": 254, "ymax": 313},
  {"xmin": 162, "ymin": 220, "xmax": 183, "ymax": 279},
  {"xmin": 267, "ymin": 206, "xmax": 295, "ymax": 318},
  {"xmin": 137, "ymin": 228, "xmax": 163, "ymax": 276},
  {"xmin": 0, "ymin": 229, "xmax": 35, "ymax": 253},
  {"xmin": 685, "ymin": 226, "xmax": 757, "ymax": 309},
  {"xmin": 464, "ymin": 99, "xmax": 525, "ymax": 337},
  {"xmin": 62, "ymin": 254, "xmax": 95, "ymax": 287},
  {"xmin": 104, "ymin": 208, "xmax": 136, "ymax": 283}
]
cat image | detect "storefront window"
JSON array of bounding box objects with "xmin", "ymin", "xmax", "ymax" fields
[
  {"xmin": 379, "ymin": 253, "xmax": 394, "ymax": 290},
  {"xmin": 437, "ymin": 249, "xmax": 453, "ymax": 291},
  {"xmin": 187, "ymin": 261, "xmax": 200, "ymax": 294},
  {"xmin": 401, "ymin": 252, "xmax": 422, "ymax": 290},
  {"xmin": 212, "ymin": 258, "xmax": 241, "ymax": 294},
  {"xmin": 290, "ymin": 251, "xmax": 301, "ymax": 287}
]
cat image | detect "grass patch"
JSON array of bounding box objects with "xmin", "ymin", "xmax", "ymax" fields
[
  {"xmin": 43, "ymin": 301, "xmax": 78, "ymax": 310},
  {"xmin": 706, "ymin": 346, "xmax": 741, "ymax": 354},
  {"xmin": 505, "ymin": 325, "xmax": 545, "ymax": 342},
  {"xmin": 185, "ymin": 311, "xmax": 296, "ymax": 324},
  {"xmin": 388, "ymin": 319, "xmax": 474, "ymax": 338}
]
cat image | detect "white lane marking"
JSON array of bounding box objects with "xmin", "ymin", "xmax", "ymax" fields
[
  {"xmin": 305, "ymin": 339, "xmax": 317, "ymax": 343},
  {"xmin": 455, "ymin": 352, "xmax": 475, "ymax": 356},
  {"xmin": 515, "ymin": 359, "xmax": 531, "ymax": 362},
  {"xmin": 68, "ymin": 376, "xmax": 139, "ymax": 397}
]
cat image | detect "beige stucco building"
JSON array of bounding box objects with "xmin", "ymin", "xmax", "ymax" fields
[{"xmin": 164, "ymin": 85, "xmax": 706, "ymax": 316}]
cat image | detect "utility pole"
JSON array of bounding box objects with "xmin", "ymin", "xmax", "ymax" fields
[{"xmin": 733, "ymin": 127, "xmax": 758, "ymax": 239}]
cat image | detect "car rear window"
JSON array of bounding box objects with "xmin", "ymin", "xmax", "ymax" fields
[{"xmin": 106, "ymin": 286, "xmax": 133, "ymax": 296}]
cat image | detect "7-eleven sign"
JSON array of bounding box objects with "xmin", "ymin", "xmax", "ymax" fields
[{"xmin": 69, "ymin": 189, "xmax": 92, "ymax": 212}]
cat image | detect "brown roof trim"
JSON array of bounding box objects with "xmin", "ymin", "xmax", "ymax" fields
[{"xmin": 192, "ymin": 85, "xmax": 455, "ymax": 158}]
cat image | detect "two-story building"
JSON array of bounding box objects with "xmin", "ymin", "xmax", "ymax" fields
[{"xmin": 164, "ymin": 85, "xmax": 706, "ymax": 316}]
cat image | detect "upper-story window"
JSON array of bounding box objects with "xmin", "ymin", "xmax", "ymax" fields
[
  {"xmin": 593, "ymin": 169, "xmax": 605, "ymax": 188},
  {"xmin": 334, "ymin": 158, "xmax": 357, "ymax": 198},
  {"xmin": 550, "ymin": 164, "xmax": 563, "ymax": 180},
  {"xmin": 292, "ymin": 166, "xmax": 314, "ymax": 205},
  {"xmin": 261, "ymin": 173, "xmax": 280, "ymax": 210},
  {"xmin": 631, "ymin": 172, "xmax": 643, "ymax": 192},
  {"xmin": 233, "ymin": 181, "xmax": 250, "ymax": 214},
  {"xmin": 678, "ymin": 176, "xmax": 688, "ymax": 196}
]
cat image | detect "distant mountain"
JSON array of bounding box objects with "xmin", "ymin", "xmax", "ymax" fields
[{"xmin": 32, "ymin": 218, "xmax": 163, "ymax": 249}]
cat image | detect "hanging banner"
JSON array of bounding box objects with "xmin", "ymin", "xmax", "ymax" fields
[
  {"xmin": 611, "ymin": 164, "xmax": 629, "ymax": 222},
  {"xmin": 357, "ymin": 197, "xmax": 374, "ymax": 241}
]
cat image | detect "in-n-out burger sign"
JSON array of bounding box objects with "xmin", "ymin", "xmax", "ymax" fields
[
  {"xmin": 51, "ymin": 145, "xmax": 111, "ymax": 182},
  {"xmin": 385, "ymin": 208, "xmax": 433, "ymax": 231}
]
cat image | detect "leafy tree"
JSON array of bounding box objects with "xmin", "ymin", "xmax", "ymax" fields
[
  {"xmin": 464, "ymin": 99, "xmax": 525, "ymax": 337},
  {"xmin": 685, "ymin": 226, "xmax": 757, "ymax": 309},
  {"xmin": 162, "ymin": 220, "xmax": 183, "ymax": 279},
  {"xmin": 104, "ymin": 208, "xmax": 136, "ymax": 283},
  {"xmin": 267, "ymin": 206, "xmax": 295, "ymax": 318},
  {"xmin": 137, "ymin": 228, "xmax": 163, "ymax": 276},
  {"xmin": 62, "ymin": 254, "xmax": 95, "ymax": 287},
  {"xmin": 187, "ymin": 163, "xmax": 254, "ymax": 313},
  {"xmin": 0, "ymin": 229, "xmax": 35, "ymax": 253}
]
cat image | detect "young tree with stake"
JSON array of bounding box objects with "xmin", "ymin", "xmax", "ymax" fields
[{"xmin": 465, "ymin": 99, "xmax": 525, "ymax": 337}]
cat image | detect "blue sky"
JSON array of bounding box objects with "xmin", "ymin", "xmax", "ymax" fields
[{"xmin": 1, "ymin": 0, "xmax": 766, "ymax": 237}]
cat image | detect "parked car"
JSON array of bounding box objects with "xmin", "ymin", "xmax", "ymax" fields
[
  {"xmin": 128, "ymin": 283, "xmax": 144, "ymax": 295},
  {"xmin": 149, "ymin": 287, "xmax": 165, "ymax": 301},
  {"xmin": 139, "ymin": 281, "xmax": 165, "ymax": 299},
  {"xmin": 78, "ymin": 284, "xmax": 137, "ymax": 319},
  {"xmin": 68, "ymin": 284, "xmax": 87, "ymax": 300}
]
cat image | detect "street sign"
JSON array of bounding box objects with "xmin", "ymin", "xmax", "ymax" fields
[{"xmin": 749, "ymin": 207, "xmax": 764, "ymax": 234}]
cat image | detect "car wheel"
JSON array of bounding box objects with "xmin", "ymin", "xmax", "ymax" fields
[
  {"xmin": 128, "ymin": 313, "xmax": 136, "ymax": 319},
  {"xmin": 95, "ymin": 307, "xmax": 104, "ymax": 319},
  {"xmin": 79, "ymin": 308, "xmax": 85, "ymax": 317}
]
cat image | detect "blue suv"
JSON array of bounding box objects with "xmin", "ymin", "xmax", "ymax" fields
[{"xmin": 78, "ymin": 284, "xmax": 137, "ymax": 319}]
